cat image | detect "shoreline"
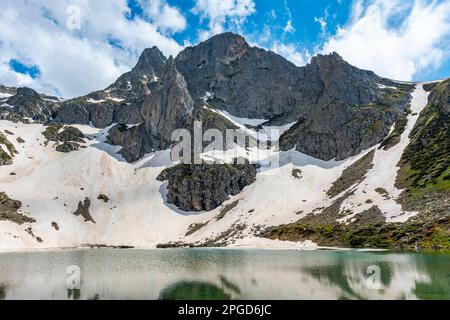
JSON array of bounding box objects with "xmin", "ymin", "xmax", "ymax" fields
[{"xmin": 2, "ymin": 243, "xmax": 446, "ymax": 255}]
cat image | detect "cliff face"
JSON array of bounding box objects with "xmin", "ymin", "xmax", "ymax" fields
[
  {"xmin": 157, "ymin": 163, "xmax": 257, "ymax": 212},
  {"xmin": 399, "ymin": 79, "xmax": 450, "ymax": 188},
  {"xmin": 1, "ymin": 33, "xmax": 413, "ymax": 163},
  {"xmin": 1, "ymin": 87, "xmax": 59, "ymax": 123}
]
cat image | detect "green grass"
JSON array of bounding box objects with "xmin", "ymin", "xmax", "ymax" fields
[{"xmin": 262, "ymin": 217, "xmax": 450, "ymax": 251}]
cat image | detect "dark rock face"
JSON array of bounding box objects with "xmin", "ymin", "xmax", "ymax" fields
[
  {"xmin": 50, "ymin": 32, "xmax": 414, "ymax": 162},
  {"xmin": 56, "ymin": 47, "xmax": 168, "ymax": 127},
  {"xmin": 157, "ymin": 163, "xmax": 257, "ymax": 211},
  {"xmin": 55, "ymin": 142, "xmax": 81, "ymax": 153},
  {"xmin": 55, "ymin": 102, "xmax": 90, "ymax": 125},
  {"xmin": 280, "ymin": 101, "xmax": 398, "ymax": 160},
  {"xmin": 139, "ymin": 57, "xmax": 194, "ymax": 149},
  {"xmin": 106, "ymin": 57, "xmax": 194, "ymax": 161},
  {"xmin": 108, "ymin": 46, "xmax": 167, "ymax": 100},
  {"xmin": 73, "ymin": 198, "xmax": 95, "ymax": 223},
  {"xmin": 107, "ymin": 124, "xmax": 152, "ymax": 162},
  {"xmin": 0, "ymin": 192, "xmax": 36, "ymax": 225},
  {"xmin": 42, "ymin": 125, "xmax": 85, "ymax": 143},
  {"xmin": 175, "ymin": 33, "xmax": 398, "ymax": 121},
  {"xmin": 97, "ymin": 194, "xmax": 110, "ymax": 203},
  {"xmin": 175, "ymin": 33, "xmax": 300, "ymax": 119},
  {"xmin": 57, "ymin": 100, "xmax": 119, "ymax": 127},
  {"xmin": 42, "ymin": 125, "xmax": 85, "ymax": 153},
  {"xmin": 5, "ymin": 87, "xmax": 59, "ymax": 122}
]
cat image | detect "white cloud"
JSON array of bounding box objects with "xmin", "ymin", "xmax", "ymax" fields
[
  {"xmin": 314, "ymin": 5, "xmax": 330, "ymax": 36},
  {"xmin": 271, "ymin": 43, "xmax": 310, "ymax": 66},
  {"xmin": 192, "ymin": 0, "xmax": 256, "ymax": 41},
  {"xmin": 283, "ymin": 20, "xmax": 295, "ymax": 34},
  {"xmin": 0, "ymin": 0, "xmax": 185, "ymax": 98},
  {"xmin": 139, "ymin": 0, "xmax": 186, "ymax": 34},
  {"xmin": 282, "ymin": 0, "xmax": 295, "ymax": 36},
  {"xmin": 321, "ymin": 0, "xmax": 450, "ymax": 81},
  {"xmin": 314, "ymin": 16, "xmax": 327, "ymax": 34}
]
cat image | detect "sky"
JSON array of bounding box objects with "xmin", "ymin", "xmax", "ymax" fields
[{"xmin": 0, "ymin": 0, "xmax": 449, "ymax": 98}]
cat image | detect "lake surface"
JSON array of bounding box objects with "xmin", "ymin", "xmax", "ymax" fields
[{"xmin": 0, "ymin": 249, "xmax": 448, "ymax": 300}]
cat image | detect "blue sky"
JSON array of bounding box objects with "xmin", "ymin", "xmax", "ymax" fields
[
  {"xmin": 160, "ymin": 0, "xmax": 354, "ymax": 52},
  {"xmin": 1, "ymin": 0, "xmax": 449, "ymax": 98}
]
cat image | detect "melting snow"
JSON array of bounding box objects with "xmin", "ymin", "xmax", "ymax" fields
[
  {"xmin": 87, "ymin": 98, "xmax": 106, "ymax": 104},
  {"xmin": 0, "ymin": 92, "xmax": 13, "ymax": 99},
  {"xmin": 377, "ymin": 83, "xmax": 398, "ymax": 90},
  {"xmin": 0, "ymin": 83, "xmax": 433, "ymax": 250}
]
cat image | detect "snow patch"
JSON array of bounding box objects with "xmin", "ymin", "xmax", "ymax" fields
[
  {"xmin": 201, "ymin": 91, "xmax": 214, "ymax": 102},
  {"xmin": 377, "ymin": 83, "xmax": 398, "ymax": 90},
  {"xmin": 87, "ymin": 98, "xmax": 106, "ymax": 104},
  {"xmin": 0, "ymin": 93, "xmax": 13, "ymax": 99}
]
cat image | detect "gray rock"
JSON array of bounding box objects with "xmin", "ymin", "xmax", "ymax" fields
[
  {"xmin": 106, "ymin": 57, "xmax": 195, "ymax": 161},
  {"xmin": 107, "ymin": 124, "xmax": 152, "ymax": 162},
  {"xmin": 55, "ymin": 142, "xmax": 81, "ymax": 153},
  {"xmin": 56, "ymin": 102, "xmax": 90, "ymax": 125},
  {"xmin": 42, "ymin": 125, "xmax": 85, "ymax": 143},
  {"xmin": 51, "ymin": 33, "xmax": 412, "ymax": 162},
  {"xmin": 73, "ymin": 197, "xmax": 95, "ymax": 223},
  {"xmin": 280, "ymin": 100, "xmax": 398, "ymax": 160},
  {"xmin": 6, "ymin": 87, "xmax": 59, "ymax": 122},
  {"xmin": 157, "ymin": 163, "xmax": 257, "ymax": 212}
]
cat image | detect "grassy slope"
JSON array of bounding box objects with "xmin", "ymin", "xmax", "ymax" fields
[
  {"xmin": 397, "ymin": 79, "xmax": 450, "ymax": 193},
  {"xmin": 262, "ymin": 80, "xmax": 450, "ymax": 251}
]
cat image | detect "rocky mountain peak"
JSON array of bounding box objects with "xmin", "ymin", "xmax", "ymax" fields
[
  {"xmin": 14, "ymin": 87, "xmax": 41, "ymax": 98},
  {"xmin": 176, "ymin": 32, "xmax": 249, "ymax": 67},
  {"xmin": 204, "ymin": 32, "xmax": 249, "ymax": 58},
  {"xmin": 28, "ymin": 32, "xmax": 414, "ymax": 163},
  {"xmin": 0, "ymin": 84, "xmax": 17, "ymax": 97},
  {"xmin": 5, "ymin": 86, "xmax": 58, "ymax": 122},
  {"xmin": 131, "ymin": 46, "xmax": 167, "ymax": 77},
  {"xmin": 310, "ymin": 52, "xmax": 344, "ymax": 66}
]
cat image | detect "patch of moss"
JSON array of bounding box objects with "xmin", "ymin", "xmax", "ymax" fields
[
  {"xmin": 379, "ymin": 114, "xmax": 408, "ymax": 150},
  {"xmin": 185, "ymin": 221, "xmax": 209, "ymax": 236},
  {"xmin": 327, "ymin": 150, "xmax": 375, "ymax": 198},
  {"xmin": 397, "ymin": 79, "xmax": 450, "ymax": 193},
  {"xmin": 216, "ymin": 200, "xmax": 239, "ymax": 221},
  {"xmin": 0, "ymin": 132, "xmax": 18, "ymax": 157},
  {"xmin": 375, "ymin": 187, "xmax": 389, "ymax": 198},
  {"xmin": 261, "ymin": 216, "xmax": 450, "ymax": 251},
  {"xmin": 42, "ymin": 125, "xmax": 84, "ymax": 143}
]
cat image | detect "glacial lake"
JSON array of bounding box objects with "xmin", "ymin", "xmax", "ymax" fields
[{"xmin": 0, "ymin": 249, "xmax": 448, "ymax": 300}]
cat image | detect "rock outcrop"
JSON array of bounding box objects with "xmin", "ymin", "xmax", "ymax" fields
[
  {"xmin": 100, "ymin": 33, "xmax": 413, "ymax": 162},
  {"xmin": 157, "ymin": 163, "xmax": 257, "ymax": 211},
  {"xmin": 0, "ymin": 192, "xmax": 36, "ymax": 225},
  {"xmin": 73, "ymin": 198, "xmax": 95, "ymax": 223},
  {"xmin": 3, "ymin": 33, "xmax": 413, "ymax": 164},
  {"xmin": 0, "ymin": 132, "xmax": 18, "ymax": 166},
  {"xmin": 42, "ymin": 125, "xmax": 86, "ymax": 153},
  {"xmin": 5, "ymin": 87, "xmax": 59, "ymax": 122},
  {"xmin": 280, "ymin": 83, "xmax": 413, "ymax": 160}
]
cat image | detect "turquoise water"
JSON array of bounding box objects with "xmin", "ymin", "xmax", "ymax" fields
[{"xmin": 0, "ymin": 249, "xmax": 448, "ymax": 300}]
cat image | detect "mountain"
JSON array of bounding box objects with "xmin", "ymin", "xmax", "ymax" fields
[
  {"xmin": 0, "ymin": 86, "xmax": 59, "ymax": 123},
  {"xmin": 0, "ymin": 33, "xmax": 448, "ymax": 251},
  {"xmin": 48, "ymin": 33, "xmax": 412, "ymax": 162}
]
